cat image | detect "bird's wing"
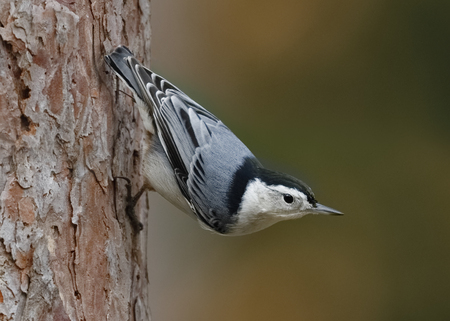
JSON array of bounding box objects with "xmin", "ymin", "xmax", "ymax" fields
[
  {"xmin": 129, "ymin": 61, "xmax": 217, "ymax": 172},
  {"xmin": 133, "ymin": 67, "xmax": 248, "ymax": 231},
  {"xmin": 118, "ymin": 51, "xmax": 228, "ymax": 224},
  {"xmin": 105, "ymin": 47, "xmax": 254, "ymax": 232}
]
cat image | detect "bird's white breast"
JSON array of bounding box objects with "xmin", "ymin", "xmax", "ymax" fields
[{"xmin": 142, "ymin": 136, "xmax": 195, "ymax": 218}]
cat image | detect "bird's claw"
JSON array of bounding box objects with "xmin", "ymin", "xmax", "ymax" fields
[{"xmin": 115, "ymin": 176, "xmax": 147, "ymax": 232}]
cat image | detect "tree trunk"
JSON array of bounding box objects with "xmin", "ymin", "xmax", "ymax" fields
[{"xmin": 0, "ymin": 0, "xmax": 151, "ymax": 320}]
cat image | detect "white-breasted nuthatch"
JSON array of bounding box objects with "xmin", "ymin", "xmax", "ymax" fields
[{"xmin": 105, "ymin": 46, "xmax": 342, "ymax": 236}]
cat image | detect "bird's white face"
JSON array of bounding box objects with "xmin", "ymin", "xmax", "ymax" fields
[{"xmin": 230, "ymin": 179, "xmax": 316, "ymax": 235}]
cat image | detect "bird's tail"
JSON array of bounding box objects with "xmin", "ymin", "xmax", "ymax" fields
[
  {"xmin": 104, "ymin": 46, "xmax": 144, "ymax": 101},
  {"xmin": 105, "ymin": 46, "xmax": 159, "ymax": 133}
]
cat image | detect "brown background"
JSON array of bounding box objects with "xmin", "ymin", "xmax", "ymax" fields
[{"xmin": 147, "ymin": 1, "xmax": 450, "ymax": 320}]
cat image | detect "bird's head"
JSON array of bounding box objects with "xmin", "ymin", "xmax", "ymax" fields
[{"xmin": 230, "ymin": 168, "xmax": 342, "ymax": 235}]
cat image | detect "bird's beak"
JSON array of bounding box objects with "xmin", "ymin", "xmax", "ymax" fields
[{"xmin": 312, "ymin": 203, "xmax": 343, "ymax": 215}]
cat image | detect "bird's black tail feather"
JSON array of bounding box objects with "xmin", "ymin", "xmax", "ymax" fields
[{"xmin": 104, "ymin": 46, "xmax": 143, "ymax": 100}]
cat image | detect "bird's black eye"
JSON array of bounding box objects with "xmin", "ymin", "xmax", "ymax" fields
[{"xmin": 283, "ymin": 194, "xmax": 294, "ymax": 204}]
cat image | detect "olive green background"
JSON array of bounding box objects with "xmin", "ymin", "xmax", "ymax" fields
[{"xmin": 147, "ymin": 1, "xmax": 450, "ymax": 320}]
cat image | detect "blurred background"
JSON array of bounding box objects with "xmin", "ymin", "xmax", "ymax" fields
[{"xmin": 146, "ymin": 1, "xmax": 450, "ymax": 320}]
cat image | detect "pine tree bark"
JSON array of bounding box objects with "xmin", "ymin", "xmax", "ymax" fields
[{"xmin": 0, "ymin": 0, "xmax": 151, "ymax": 320}]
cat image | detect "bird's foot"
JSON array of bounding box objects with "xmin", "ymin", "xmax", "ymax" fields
[{"xmin": 115, "ymin": 177, "xmax": 153, "ymax": 232}]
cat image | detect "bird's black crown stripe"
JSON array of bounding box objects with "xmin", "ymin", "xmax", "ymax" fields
[{"xmin": 257, "ymin": 168, "xmax": 317, "ymax": 205}]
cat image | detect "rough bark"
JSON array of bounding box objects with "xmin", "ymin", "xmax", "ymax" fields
[{"xmin": 0, "ymin": 0, "xmax": 151, "ymax": 320}]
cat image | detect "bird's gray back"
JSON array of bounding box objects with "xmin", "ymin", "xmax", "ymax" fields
[{"xmin": 186, "ymin": 123, "xmax": 256, "ymax": 230}]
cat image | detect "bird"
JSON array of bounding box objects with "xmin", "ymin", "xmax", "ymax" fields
[{"xmin": 105, "ymin": 45, "xmax": 342, "ymax": 236}]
